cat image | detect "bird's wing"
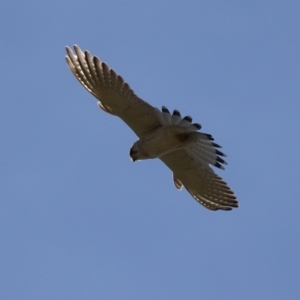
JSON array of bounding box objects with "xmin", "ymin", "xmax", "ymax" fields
[
  {"xmin": 65, "ymin": 45, "xmax": 161, "ymax": 137},
  {"xmin": 160, "ymin": 150, "xmax": 238, "ymax": 211}
]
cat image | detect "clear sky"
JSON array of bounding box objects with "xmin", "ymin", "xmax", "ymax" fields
[{"xmin": 1, "ymin": 1, "xmax": 300, "ymax": 299}]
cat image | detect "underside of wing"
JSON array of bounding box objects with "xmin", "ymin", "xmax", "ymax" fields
[
  {"xmin": 161, "ymin": 150, "xmax": 238, "ymax": 211},
  {"xmin": 65, "ymin": 45, "xmax": 161, "ymax": 137}
]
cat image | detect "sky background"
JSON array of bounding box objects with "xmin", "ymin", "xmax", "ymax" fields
[{"xmin": 1, "ymin": 1, "xmax": 300, "ymax": 299}]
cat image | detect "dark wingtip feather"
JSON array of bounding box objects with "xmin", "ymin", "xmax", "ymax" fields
[
  {"xmin": 214, "ymin": 207, "xmax": 232, "ymax": 211},
  {"xmin": 216, "ymin": 156, "xmax": 227, "ymax": 165},
  {"xmin": 214, "ymin": 162, "xmax": 225, "ymax": 170},
  {"xmin": 162, "ymin": 106, "xmax": 170, "ymax": 114},
  {"xmin": 215, "ymin": 149, "xmax": 226, "ymax": 157},
  {"xmin": 183, "ymin": 116, "xmax": 192, "ymax": 123},
  {"xmin": 205, "ymin": 134, "xmax": 214, "ymax": 141},
  {"xmin": 193, "ymin": 123, "xmax": 201, "ymax": 130},
  {"xmin": 223, "ymin": 207, "xmax": 233, "ymax": 211},
  {"xmin": 173, "ymin": 109, "xmax": 181, "ymax": 117},
  {"xmin": 212, "ymin": 142, "xmax": 222, "ymax": 148}
]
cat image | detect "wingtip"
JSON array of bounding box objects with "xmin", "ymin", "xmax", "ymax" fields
[
  {"xmin": 215, "ymin": 149, "xmax": 226, "ymax": 157},
  {"xmin": 65, "ymin": 55, "xmax": 71, "ymax": 64},
  {"xmin": 216, "ymin": 156, "xmax": 228, "ymax": 165},
  {"xmin": 214, "ymin": 162, "xmax": 225, "ymax": 170},
  {"xmin": 183, "ymin": 116, "xmax": 192, "ymax": 123},
  {"xmin": 65, "ymin": 46, "xmax": 74, "ymax": 57},
  {"xmin": 193, "ymin": 123, "xmax": 201, "ymax": 130},
  {"xmin": 172, "ymin": 109, "xmax": 181, "ymax": 117},
  {"xmin": 162, "ymin": 106, "xmax": 170, "ymax": 114}
]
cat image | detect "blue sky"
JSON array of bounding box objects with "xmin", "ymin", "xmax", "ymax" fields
[{"xmin": 1, "ymin": 1, "xmax": 300, "ymax": 299}]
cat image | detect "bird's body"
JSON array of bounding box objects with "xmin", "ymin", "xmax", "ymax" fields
[
  {"xmin": 132, "ymin": 126, "xmax": 192, "ymax": 160},
  {"xmin": 65, "ymin": 45, "xmax": 238, "ymax": 211}
]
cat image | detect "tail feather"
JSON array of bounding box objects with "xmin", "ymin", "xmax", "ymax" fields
[
  {"xmin": 186, "ymin": 132, "xmax": 228, "ymax": 170},
  {"xmin": 154, "ymin": 106, "xmax": 227, "ymax": 171},
  {"xmin": 154, "ymin": 106, "xmax": 201, "ymax": 131}
]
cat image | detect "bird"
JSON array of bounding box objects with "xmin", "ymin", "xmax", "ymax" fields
[{"xmin": 65, "ymin": 45, "xmax": 238, "ymax": 211}]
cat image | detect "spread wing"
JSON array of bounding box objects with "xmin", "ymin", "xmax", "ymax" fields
[
  {"xmin": 161, "ymin": 150, "xmax": 238, "ymax": 211},
  {"xmin": 65, "ymin": 45, "xmax": 161, "ymax": 137}
]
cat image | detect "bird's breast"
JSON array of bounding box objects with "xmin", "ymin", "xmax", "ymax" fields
[{"xmin": 140, "ymin": 127, "xmax": 187, "ymax": 158}]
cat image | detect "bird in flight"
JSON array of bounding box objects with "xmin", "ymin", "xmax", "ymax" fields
[{"xmin": 65, "ymin": 45, "xmax": 238, "ymax": 211}]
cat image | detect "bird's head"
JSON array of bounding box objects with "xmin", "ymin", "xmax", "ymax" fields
[
  {"xmin": 129, "ymin": 141, "xmax": 152, "ymax": 162},
  {"xmin": 129, "ymin": 142, "xmax": 141, "ymax": 162}
]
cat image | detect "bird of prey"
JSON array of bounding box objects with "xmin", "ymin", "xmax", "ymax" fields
[{"xmin": 65, "ymin": 45, "xmax": 238, "ymax": 211}]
